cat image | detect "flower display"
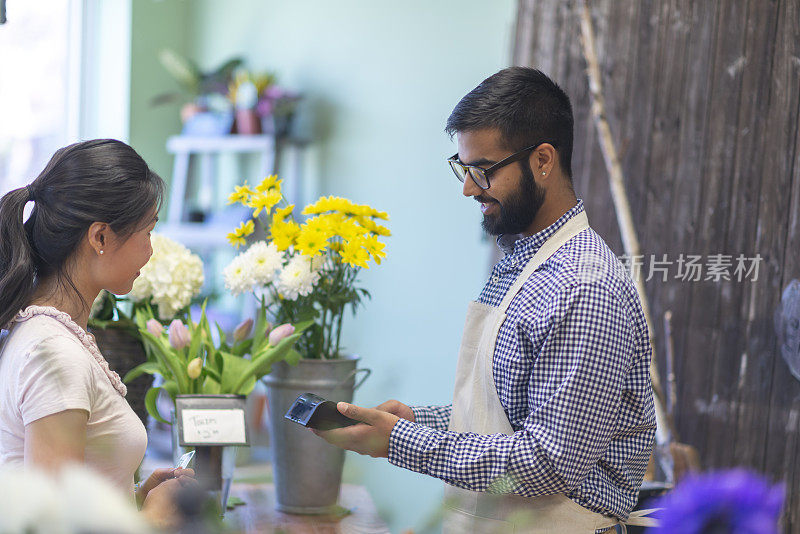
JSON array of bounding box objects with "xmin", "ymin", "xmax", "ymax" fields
[
  {"xmin": 224, "ymin": 175, "xmax": 390, "ymax": 359},
  {"xmin": 126, "ymin": 302, "xmax": 310, "ymax": 422},
  {"xmin": 128, "ymin": 234, "xmax": 204, "ymax": 320},
  {"xmin": 648, "ymin": 469, "xmax": 784, "ymax": 533}
]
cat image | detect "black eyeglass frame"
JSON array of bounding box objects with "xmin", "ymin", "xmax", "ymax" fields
[{"xmin": 447, "ymin": 142, "xmax": 546, "ymax": 190}]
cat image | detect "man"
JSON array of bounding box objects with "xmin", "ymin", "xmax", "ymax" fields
[{"xmin": 313, "ymin": 67, "xmax": 656, "ymax": 533}]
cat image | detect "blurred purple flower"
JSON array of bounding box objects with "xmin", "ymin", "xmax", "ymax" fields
[
  {"xmin": 647, "ymin": 469, "xmax": 784, "ymax": 534},
  {"xmin": 168, "ymin": 319, "xmax": 190, "ymax": 350},
  {"xmin": 268, "ymin": 323, "xmax": 295, "ymax": 346},
  {"xmin": 233, "ymin": 318, "xmax": 254, "ymax": 342},
  {"xmin": 146, "ymin": 318, "xmax": 163, "ymax": 337}
]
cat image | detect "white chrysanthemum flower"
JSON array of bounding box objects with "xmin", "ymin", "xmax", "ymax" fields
[
  {"xmin": 277, "ymin": 253, "xmax": 322, "ymax": 300},
  {"xmin": 0, "ymin": 465, "xmax": 150, "ymax": 534},
  {"xmin": 59, "ymin": 466, "xmax": 150, "ymax": 533},
  {"xmin": 128, "ymin": 234, "xmax": 204, "ymax": 320},
  {"xmin": 244, "ymin": 241, "xmax": 283, "ymax": 285},
  {"xmin": 224, "ymin": 252, "xmax": 256, "ymax": 296}
]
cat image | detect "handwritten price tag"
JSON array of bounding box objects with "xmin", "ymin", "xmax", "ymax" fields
[
  {"xmin": 181, "ymin": 409, "xmax": 246, "ymax": 444},
  {"xmin": 175, "ymin": 395, "xmax": 249, "ymax": 446}
]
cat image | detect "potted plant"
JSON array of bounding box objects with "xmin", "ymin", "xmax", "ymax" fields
[
  {"xmin": 88, "ymin": 234, "xmax": 205, "ymax": 427},
  {"xmin": 150, "ymin": 48, "xmax": 243, "ymax": 136},
  {"xmin": 223, "ymin": 174, "xmax": 389, "ymax": 514},
  {"xmin": 256, "ymin": 85, "xmax": 302, "ymax": 138},
  {"xmin": 227, "ymin": 69, "xmax": 276, "ymax": 135},
  {"xmin": 125, "ymin": 296, "xmax": 310, "ymax": 508}
]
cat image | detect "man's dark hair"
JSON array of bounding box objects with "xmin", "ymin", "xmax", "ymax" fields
[{"xmin": 445, "ymin": 67, "xmax": 574, "ymax": 178}]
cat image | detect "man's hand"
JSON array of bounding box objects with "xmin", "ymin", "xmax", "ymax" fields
[
  {"xmin": 311, "ymin": 402, "xmax": 401, "ymax": 458},
  {"xmin": 375, "ymin": 399, "xmax": 415, "ymax": 422}
]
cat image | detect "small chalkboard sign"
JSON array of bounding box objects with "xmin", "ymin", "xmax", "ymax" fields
[{"xmin": 175, "ymin": 395, "xmax": 249, "ymax": 447}]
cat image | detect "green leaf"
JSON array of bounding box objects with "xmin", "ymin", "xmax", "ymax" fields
[
  {"xmin": 284, "ymin": 349, "xmax": 302, "ymax": 366},
  {"xmin": 216, "ymin": 324, "xmax": 229, "ymax": 352},
  {"xmin": 249, "ymin": 331, "xmax": 303, "ymax": 376},
  {"xmin": 201, "ymin": 366, "xmax": 222, "ymax": 383},
  {"xmin": 123, "ymin": 361, "xmax": 163, "ymax": 383},
  {"xmin": 158, "ymin": 48, "xmax": 201, "ymax": 94},
  {"xmin": 138, "ymin": 329, "xmax": 189, "ymax": 392},
  {"xmin": 187, "ymin": 301, "xmax": 208, "ymax": 362},
  {"xmin": 201, "ymin": 375, "xmax": 221, "ymax": 395},
  {"xmin": 251, "ymin": 304, "xmax": 269, "ymax": 356},
  {"xmin": 231, "ymin": 338, "xmax": 253, "ymax": 357},
  {"xmin": 219, "ymin": 352, "xmax": 255, "ymax": 394},
  {"xmin": 145, "ymin": 387, "xmax": 171, "ymax": 425},
  {"xmin": 161, "ymin": 380, "xmax": 179, "ymax": 400}
]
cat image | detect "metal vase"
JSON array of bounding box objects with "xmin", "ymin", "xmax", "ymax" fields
[{"xmin": 262, "ymin": 356, "xmax": 370, "ymax": 514}]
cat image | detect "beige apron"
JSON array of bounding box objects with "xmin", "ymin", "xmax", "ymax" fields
[{"xmin": 444, "ymin": 211, "xmax": 657, "ymax": 534}]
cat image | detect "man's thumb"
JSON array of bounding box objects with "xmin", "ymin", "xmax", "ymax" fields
[{"xmin": 338, "ymin": 402, "xmax": 371, "ymax": 423}]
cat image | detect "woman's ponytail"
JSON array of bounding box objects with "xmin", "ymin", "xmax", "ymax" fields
[
  {"xmin": 0, "ymin": 186, "xmax": 38, "ymax": 329},
  {"xmin": 0, "ymin": 140, "xmax": 164, "ymax": 330}
]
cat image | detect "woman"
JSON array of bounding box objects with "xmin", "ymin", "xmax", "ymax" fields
[{"xmin": 0, "ymin": 139, "xmax": 193, "ymax": 528}]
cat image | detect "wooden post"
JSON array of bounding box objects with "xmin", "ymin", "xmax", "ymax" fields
[{"xmin": 577, "ymin": 1, "xmax": 673, "ymax": 443}]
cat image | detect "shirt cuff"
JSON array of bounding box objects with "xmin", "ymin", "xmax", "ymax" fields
[
  {"xmin": 387, "ymin": 418, "xmax": 439, "ymax": 474},
  {"xmin": 410, "ymin": 404, "xmax": 451, "ymax": 431}
]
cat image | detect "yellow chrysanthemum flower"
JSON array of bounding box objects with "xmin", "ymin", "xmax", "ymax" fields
[
  {"xmin": 273, "ymin": 204, "xmax": 295, "ymax": 224},
  {"xmin": 227, "ymin": 183, "xmax": 255, "ymax": 205},
  {"xmin": 369, "ymin": 208, "xmax": 389, "ymax": 220},
  {"xmin": 303, "ymin": 195, "xmax": 351, "ymax": 215},
  {"xmin": 336, "ymin": 219, "xmax": 368, "ymax": 242},
  {"xmin": 270, "ymin": 220, "xmax": 301, "ymax": 251},
  {"xmin": 248, "ymin": 190, "xmax": 282, "ymax": 217},
  {"xmin": 339, "ymin": 239, "xmax": 371, "ymax": 269},
  {"xmin": 363, "ymin": 235, "xmax": 387, "ymax": 265},
  {"xmin": 227, "ymin": 220, "xmax": 255, "ymax": 248},
  {"xmin": 304, "ymin": 213, "xmax": 342, "ymax": 237},
  {"xmin": 295, "ymin": 227, "xmax": 329, "ymax": 257},
  {"xmin": 356, "ymin": 216, "xmax": 392, "ymax": 237},
  {"xmin": 256, "ymin": 174, "xmax": 282, "ymax": 194}
]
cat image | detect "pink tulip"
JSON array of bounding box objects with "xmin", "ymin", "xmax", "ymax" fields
[
  {"xmin": 233, "ymin": 318, "xmax": 254, "ymax": 343},
  {"xmin": 146, "ymin": 319, "xmax": 163, "ymax": 337},
  {"xmin": 169, "ymin": 319, "xmax": 190, "ymax": 350},
  {"xmin": 268, "ymin": 323, "xmax": 295, "ymax": 346}
]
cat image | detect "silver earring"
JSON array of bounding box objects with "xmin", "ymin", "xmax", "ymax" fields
[
  {"xmin": 99, "ymin": 250, "xmax": 104, "ymax": 255},
  {"xmin": 542, "ymin": 172, "xmax": 547, "ymax": 176}
]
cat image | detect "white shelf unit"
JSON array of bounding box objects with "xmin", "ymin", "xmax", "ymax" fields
[
  {"xmin": 160, "ymin": 134, "xmax": 308, "ymax": 250},
  {"xmin": 158, "ymin": 134, "xmax": 309, "ymax": 324}
]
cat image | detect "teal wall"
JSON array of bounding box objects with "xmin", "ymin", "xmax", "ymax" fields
[
  {"xmin": 129, "ymin": 0, "xmax": 191, "ymax": 187},
  {"xmin": 130, "ymin": 1, "xmax": 516, "ymax": 530}
]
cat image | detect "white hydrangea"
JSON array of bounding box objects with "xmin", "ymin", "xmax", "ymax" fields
[
  {"xmin": 277, "ymin": 253, "xmax": 322, "ymax": 300},
  {"xmin": 245, "ymin": 241, "xmax": 283, "ymax": 285},
  {"xmin": 0, "ymin": 465, "xmax": 150, "ymax": 534},
  {"xmin": 224, "ymin": 251, "xmax": 256, "ymax": 296},
  {"xmin": 128, "ymin": 233, "xmax": 204, "ymax": 320}
]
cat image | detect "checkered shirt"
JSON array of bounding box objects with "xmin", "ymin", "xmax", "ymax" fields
[{"xmin": 387, "ymin": 200, "xmax": 656, "ymax": 524}]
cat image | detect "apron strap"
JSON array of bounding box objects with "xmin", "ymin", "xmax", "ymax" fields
[
  {"xmin": 620, "ymin": 507, "xmax": 662, "ymax": 530},
  {"xmin": 498, "ymin": 210, "xmax": 590, "ymax": 312}
]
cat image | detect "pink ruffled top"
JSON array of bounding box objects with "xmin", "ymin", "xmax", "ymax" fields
[{"xmin": 13, "ymin": 305, "xmax": 127, "ymax": 397}]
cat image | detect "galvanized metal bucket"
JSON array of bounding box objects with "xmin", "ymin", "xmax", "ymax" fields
[{"xmin": 262, "ymin": 356, "xmax": 370, "ymax": 514}]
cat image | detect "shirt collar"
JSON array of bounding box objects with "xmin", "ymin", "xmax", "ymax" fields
[{"xmin": 496, "ymin": 199, "xmax": 585, "ymax": 258}]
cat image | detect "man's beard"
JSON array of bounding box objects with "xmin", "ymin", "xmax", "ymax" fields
[{"xmin": 479, "ymin": 164, "xmax": 546, "ymax": 236}]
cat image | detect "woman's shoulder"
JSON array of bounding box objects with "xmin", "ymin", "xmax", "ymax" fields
[{"xmin": 3, "ymin": 308, "xmax": 93, "ymax": 366}]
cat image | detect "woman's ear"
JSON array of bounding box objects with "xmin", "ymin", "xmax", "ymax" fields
[{"xmin": 86, "ymin": 222, "xmax": 108, "ymax": 256}]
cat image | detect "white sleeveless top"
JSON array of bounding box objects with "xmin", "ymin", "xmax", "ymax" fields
[{"xmin": 0, "ymin": 306, "xmax": 147, "ymax": 494}]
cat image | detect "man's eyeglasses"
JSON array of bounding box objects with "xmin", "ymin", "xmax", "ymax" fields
[{"xmin": 447, "ymin": 143, "xmax": 545, "ymax": 190}]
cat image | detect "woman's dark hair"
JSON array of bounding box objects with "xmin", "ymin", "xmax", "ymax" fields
[
  {"xmin": 0, "ymin": 139, "xmax": 165, "ymax": 328},
  {"xmin": 445, "ymin": 67, "xmax": 574, "ymax": 178}
]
